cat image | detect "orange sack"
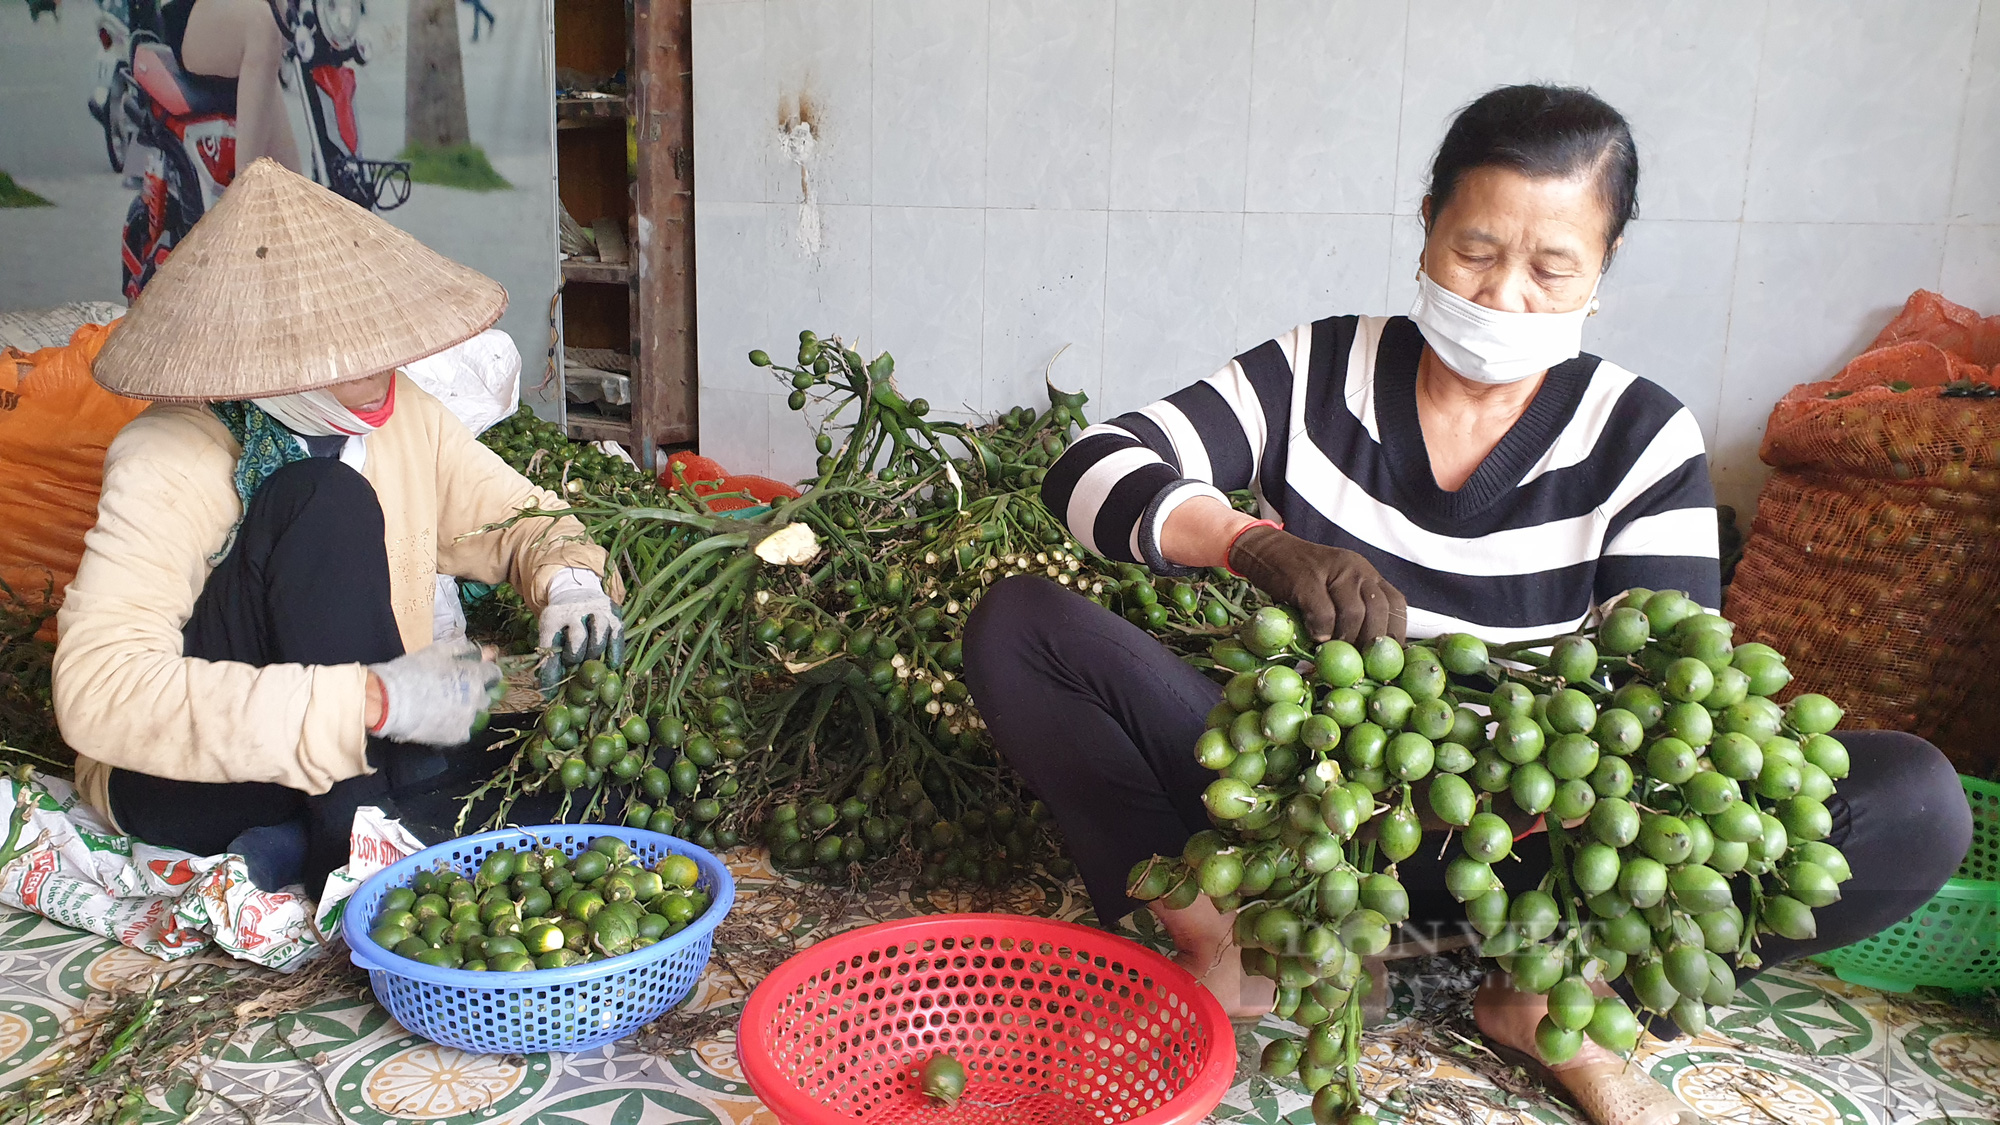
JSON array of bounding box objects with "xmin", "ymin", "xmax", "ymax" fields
[
  {"xmin": 661, "ymin": 450, "xmax": 801, "ymax": 513},
  {"xmin": 1724, "ymin": 291, "xmax": 2000, "ymax": 771},
  {"xmin": 0, "ymin": 321, "xmax": 148, "ymax": 636}
]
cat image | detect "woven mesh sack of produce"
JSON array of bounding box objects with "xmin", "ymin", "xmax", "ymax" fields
[
  {"xmin": 1, "ymin": 320, "xmax": 148, "ymax": 640},
  {"xmin": 1724, "ymin": 291, "xmax": 2000, "ymax": 771}
]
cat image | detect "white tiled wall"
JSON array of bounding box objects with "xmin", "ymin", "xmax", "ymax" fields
[{"xmin": 692, "ymin": 0, "xmax": 1999, "ymax": 515}]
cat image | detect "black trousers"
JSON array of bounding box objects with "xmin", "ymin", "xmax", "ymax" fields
[
  {"xmin": 965, "ymin": 576, "xmax": 1973, "ymax": 995},
  {"xmin": 109, "ymin": 459, "xmax": 429, "ymax": 891}
]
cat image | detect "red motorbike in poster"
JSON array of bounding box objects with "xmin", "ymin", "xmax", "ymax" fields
[
  {"xmin": 86, "ymin": 1, "xmax": 138, "ymax": 174},
  {"xmin": 117, "ymin": 0, "xmax": 409, "ymax": 299}
]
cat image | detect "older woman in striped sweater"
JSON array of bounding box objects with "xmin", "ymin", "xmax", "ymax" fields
[{"xmin": 964, "ymin": 85, "xmax": 1967, "ymax": 1125}]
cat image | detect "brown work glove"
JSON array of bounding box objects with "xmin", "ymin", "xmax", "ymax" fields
[{"xmin": 1228, "ymin": 525, "xmax": 1408, "ymax": 644}]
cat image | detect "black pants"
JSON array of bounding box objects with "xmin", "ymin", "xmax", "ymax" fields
[
  {"xmin": 965, "ymin": 577, "xmax": 1973, "ymax": 994},
  {"xmin": 109, "ymin": 459, "xmax": 432, "ymax": 891}
]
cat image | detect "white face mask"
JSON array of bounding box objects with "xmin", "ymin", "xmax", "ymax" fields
[
  {"xmin": 251, "ymin": 389, "xmax": 380, "ymax": 437},
  {"xmin": 1408, "ymin": 270, "xmax": 1599, "ymax": 385}
]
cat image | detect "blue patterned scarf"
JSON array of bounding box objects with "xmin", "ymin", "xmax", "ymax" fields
[{"xmin": 208, "ymin": 401, "xmax": 310, "ymax": 562}]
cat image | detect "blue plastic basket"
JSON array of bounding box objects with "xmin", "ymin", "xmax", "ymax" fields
[{"xmin": 342, "ymin": 824, "xmax": 735, "ymax": 1053}]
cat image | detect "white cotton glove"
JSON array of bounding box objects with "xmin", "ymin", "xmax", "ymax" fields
[
  {"xmin": 368, "ymin": 638, "xmax": 502, "ymax": 746},
  {"xmin": 539, "ymin": 568, "xmax": 623, "ymax": 664}
]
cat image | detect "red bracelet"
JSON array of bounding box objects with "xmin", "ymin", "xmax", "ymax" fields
[{"xmin": 1222, "ymin": 519, "xmax": 1283, "ymax": 577}]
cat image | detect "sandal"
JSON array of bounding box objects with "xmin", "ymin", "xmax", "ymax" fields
[{"xmin": 1488, "ymin": 1042, "xmax": 1703, "ymax": 1125}]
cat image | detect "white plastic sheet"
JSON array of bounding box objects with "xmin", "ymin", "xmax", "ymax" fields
[
  {"xmin": 403, "ymin": 328, "xmax": 522, "ymax": 437},
  {"xmin": 0, "ymin": 773, "xmax": 422, "ymax": 971},
  {"xmin": 0, "ymin": 302, "xmax": 125, "ymax": 353}
]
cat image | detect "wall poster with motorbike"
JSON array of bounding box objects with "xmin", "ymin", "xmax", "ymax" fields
[{"xmin": 0, "ymin": 0, "xmax": 559, "ymax": 404}]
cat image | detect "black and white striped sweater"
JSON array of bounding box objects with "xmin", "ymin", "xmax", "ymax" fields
[{"xmin": 1042, "ymin": 314, "xmax": 1720, "ymax": 642}]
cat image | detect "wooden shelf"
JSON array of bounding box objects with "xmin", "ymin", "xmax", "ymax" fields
[
  {"xmin": 555, "ymin": 127, "xmax": 630, "ymax": 239},
  {"xmin": 553, "ymin": 0, "xmax": 696, "ymax": 470},
  {"xmin": 556, "ymin": 95, "xmax": 627, "ymax": 129},
  {"xmin": 562, "ymin": 259, "xmax": 630, "ymax": 285},
  {"xmin": 566, "ymin": 411, "xmax": 632, "ymax": 444},
  {"xmin": 560, "ymin": 281, "xmax": 627, "ymax": 351},
  {"xmin": 653, "ymin": 420, "xmax": 698, "ymax": 446}
]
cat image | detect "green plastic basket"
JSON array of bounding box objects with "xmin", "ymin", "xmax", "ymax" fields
[{"xmin": 1812, "ymin": 774, "xmax": 1999, "ymax": 993}]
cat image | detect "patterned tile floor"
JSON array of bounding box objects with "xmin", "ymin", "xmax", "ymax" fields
[{"xmin": 4, "ymin": 848, "xmax": 2000, "ymax": 1124}]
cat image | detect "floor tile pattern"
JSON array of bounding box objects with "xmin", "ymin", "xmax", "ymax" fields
[{"xmin": 4, "ymin": 851, "xmax": 1998, "ymax": 1125}]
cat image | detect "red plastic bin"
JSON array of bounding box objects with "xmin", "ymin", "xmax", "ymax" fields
[{"xmin": 738, "ymin": 915, "xmax": 1233, "ymax": 1125}]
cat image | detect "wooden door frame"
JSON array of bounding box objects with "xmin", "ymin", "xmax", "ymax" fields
[{"xmin": 631, "ymin": 0, "xmax": 698, "ymax": 466}]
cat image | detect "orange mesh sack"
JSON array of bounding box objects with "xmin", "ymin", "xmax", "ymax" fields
[
  {"xmin": 1725, "ymin": 291, "xmax": 2000, "ymax": 771},
  {"xmin": 660, "ymin": 450, "xmax": 802, "ymax": 512},
  {"xmin": 0, "ymin": 321, "xmax": 149, "ymax": 636}
]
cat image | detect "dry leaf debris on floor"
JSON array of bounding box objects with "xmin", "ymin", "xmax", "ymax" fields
[{"xmin": 5, "ymin": 850, "xmax": 2000, "ymax": 1125}]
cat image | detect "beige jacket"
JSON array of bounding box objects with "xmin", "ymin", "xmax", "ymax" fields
[{"xmin": 54, "ymin": 375, "xmax": 608, "ymax": 829}]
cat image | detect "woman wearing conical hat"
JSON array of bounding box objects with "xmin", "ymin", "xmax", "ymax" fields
[{"xmin": 54, "ymin": 160, "xmax": 621, "ymax": 893}]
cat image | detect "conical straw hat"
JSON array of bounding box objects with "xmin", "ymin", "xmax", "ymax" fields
[{"xmin": 93, "ymin": 158, "xmax": 507, "ymax": 401}]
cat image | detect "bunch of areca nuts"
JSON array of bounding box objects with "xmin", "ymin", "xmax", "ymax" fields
[{"xmin": 1129, "ymin": 589, "xmax": 1853, "ymax": 1124}]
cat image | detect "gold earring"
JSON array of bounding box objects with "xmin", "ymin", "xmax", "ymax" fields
[{"xmin": 1588, "ymin": 298, "xmax": 1601, "ymax": 316}]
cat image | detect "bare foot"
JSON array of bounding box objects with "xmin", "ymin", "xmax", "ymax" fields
[
  {"xmin": 1473, "ymin": 974, "xmax": 1699, "ymax": 1125},
  {"xmin": 1472, "ymin": 973, "xmax": 1621, "ymax": 1072},
  {"xmin": 1151, "ymin": 896, "xmax": 1276, "ymax": 1020},
  {"xmin": 1176, "ymin": 944, "xmax": 1277, "ymax": 1020}
]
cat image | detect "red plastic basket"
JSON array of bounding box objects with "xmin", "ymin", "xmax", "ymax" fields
[{"xmin": 738, "ymin": 915, "xmax": 1234, "ymax": 1125}]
